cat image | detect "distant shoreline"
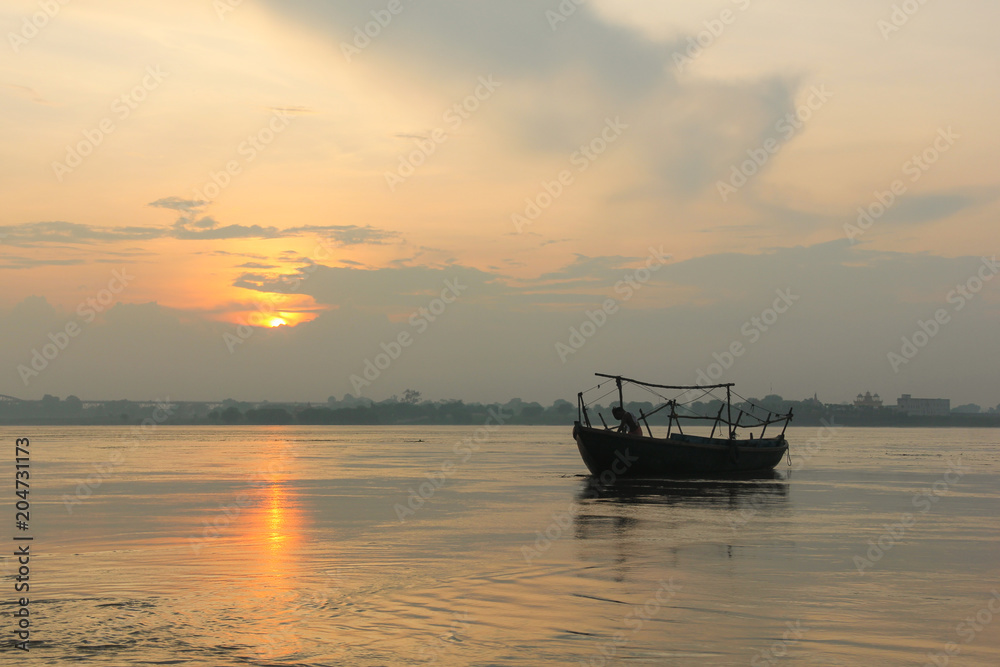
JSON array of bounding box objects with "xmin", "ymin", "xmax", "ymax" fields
[
  {"xmin": 2, "ymin": 394, "xmax": 997, "ymax": 428},
  {"xmin": 1, "ymin": 415, "xmax": 998, "ymax": 428}
]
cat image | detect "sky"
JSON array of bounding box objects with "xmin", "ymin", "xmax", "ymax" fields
[{"xmin": 1, "ymin": 0, "xmax": 998, "ymax": 406}]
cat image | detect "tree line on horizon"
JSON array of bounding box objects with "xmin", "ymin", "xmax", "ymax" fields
[{"xmin": 1, "ymin": 391, "xmax": 998, "ymax": 427}]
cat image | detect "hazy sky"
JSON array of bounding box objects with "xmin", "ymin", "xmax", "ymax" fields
[{"xmin": 2, "ymin": 0, "xmax": 998, "ymax": 406}]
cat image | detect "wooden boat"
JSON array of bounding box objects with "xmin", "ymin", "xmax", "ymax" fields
[{"xmin": 573, "ymin": 374, "xmax": 791, "ymax": 478}]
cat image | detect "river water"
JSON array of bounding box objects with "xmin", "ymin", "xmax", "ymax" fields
[{"xmin": 3, "ymin": 425, "xmax": 999, "ymax": 665}]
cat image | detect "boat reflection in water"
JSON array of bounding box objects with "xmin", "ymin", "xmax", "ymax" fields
[
  {"xmin": 576, "ymin": 472, "xmax": 789, "ymax": 507},
  {"xmin": 571, "ymin": 474, "xmax": 791, "ymax": 579}
]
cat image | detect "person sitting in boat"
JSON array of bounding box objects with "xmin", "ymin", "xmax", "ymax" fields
[{"xmin": 612, "ymin": 406, "xmax": 643, "ymax": 437}]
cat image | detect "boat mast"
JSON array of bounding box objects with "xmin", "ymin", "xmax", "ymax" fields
[
  {"xmin": 780, "ymin": 407, "xmax": 793, "ymax": 438},
  {"xmin": 709, "ymin": 403, "xmax": 724, "ymax": 439},
  {"xmin": 727, "ymin": 385, "xmax": 733, "ymax": 439},
  {"xmin": 616, "ymin": 376, "xmax": 624, "ymax": 409}
]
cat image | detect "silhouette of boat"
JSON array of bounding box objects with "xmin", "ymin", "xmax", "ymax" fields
[{"xmin": 573, "ymin": 374, "xmax": 791, "ymax": 478}]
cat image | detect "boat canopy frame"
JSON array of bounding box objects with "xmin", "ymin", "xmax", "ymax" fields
[{"xmin": 577, "ymin": 373, "xmax": 793, "ymax": 441}]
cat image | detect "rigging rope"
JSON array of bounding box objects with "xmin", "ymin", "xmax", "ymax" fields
[
  {"xmin": 582, "ymin": 378, "xmax": 790, "ymax": 427},
  {"xmin": 582, "ymin": 385, "xmax": 620, "ymax": 408}
]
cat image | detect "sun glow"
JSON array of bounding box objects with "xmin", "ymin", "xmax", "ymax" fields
[{"xmin": 269, "ymin": 317, "xmax": 287, "ymax": 328}]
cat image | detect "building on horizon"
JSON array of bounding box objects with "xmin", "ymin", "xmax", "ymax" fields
[
  {"xmin": 897, "ymin": 394, "xmax": 950, "ymax": 417},
  {"xmin": 853, "ymin": 391, "xmax": 883, "ymax": 408}
]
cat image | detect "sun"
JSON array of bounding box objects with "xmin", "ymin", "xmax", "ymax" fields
[{"xmin": 268, "ymin": 317, "xmax": 287, "ymax": 328}]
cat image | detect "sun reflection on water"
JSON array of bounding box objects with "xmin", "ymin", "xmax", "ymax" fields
[
  {"xmin": 240, "ymin": 437, "xmax": 306, "ymax": 587},
  {"xmin": 264, "ymin": 482, "xmax": 292, "ymax": 550}
]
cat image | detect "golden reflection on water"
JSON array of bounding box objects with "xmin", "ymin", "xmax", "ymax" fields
[
  {"xmin": 229, "ymin": 438, "xmax": 308, "ymax": 660},
  {"xmin": 183, "ymin": 435, "xmax": 309, "ymax": 606},
  {"xmin": 243, "ymin": 440, "xmax": 304, "ymax": 583},
  {"xmin": 264, "ymin": 481, "xmax": 291, "ymax": 550}
]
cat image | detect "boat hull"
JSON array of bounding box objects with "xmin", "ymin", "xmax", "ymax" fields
[{"xmin": 573, "ymin": 422, "xmax": 787, "ymax": 478}]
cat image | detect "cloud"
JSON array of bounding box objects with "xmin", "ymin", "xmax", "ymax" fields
[
  {"xmin": 237, "ymin": 239, "xmax": 968, "ymax": 317},
  {"xmin": 264, "ymin": 0, "xmax": 803, "ymax": 198},
  {"xmin": 0, "ymin": 221, "xmax": 165, "ymax": 247},
  {"xmin": 148, "ymin": 197, "xmax": 208, "ymax": 215},
  {"xmin": 204, "ymin": 250, "xmax": 269, "ymax": 259},
  {"xmin": 536, "ymin": 254, "xmax": 648, "ymax": 283},
  {"xmin": 238, "ymin": 263, "xmax": 506, "ymax": 310},
  {"xmin": 2, "ymin": 242, "xmax": 997, "ymax": 406},
  {"xmin": 880, "ymin": 192, "xmax": 983, "ymax": 225},
  {"xmin": 285, "ymin": 225, "xmax": 401, "ymax": 246},
  {"xmin": 189, "ymin": 216, "xmax": 221, "ymax": 230},
  {"xmin": 238, "ymin": 262, "xmax": 280, "ymax": 269},
  {"xmin": 172, "ymin": 224, "xmax": 282, "ymax": 240},
  {"xmin": 266, "ymin": 0, "xmax": 671, "ymax": 88},
  {"xmin": 1, "ymin": 207, "xmax": 401, "ymax": 251},
  {"xmin": 0, "ymin": 219, "xmax": 267, "ymax": 247},
  {"xmin": 0, "ymin": 256, "xmax": 86, "ymax": 270}
]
